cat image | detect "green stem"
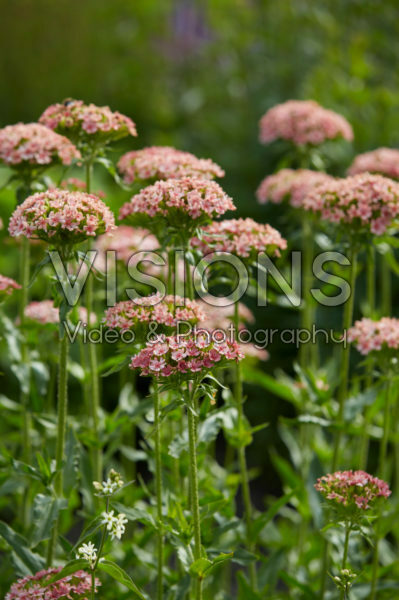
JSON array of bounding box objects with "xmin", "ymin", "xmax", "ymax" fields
[
  {"xmin": 85, "ymin": 158, "xmax": 102, "ymax": 482},
  {"xmin": 370, "ymin": 536, "xmax": 380, "ymax": 600},
  {"xmin": 233, "ymin": 302, "xmax": 257, "ymax": 590},
  {"xmin": 331, "ymin": 248, "xmax": 358, "ymax": 471},
  {"xmin": 19, "ymin": 237, "xmax": 31, "ymax": 465},
  {"xmin": 366, "ymin": 246, "xmax": 375, "ymax": 317},
  {"xmin": 379, "ymin": 376, "xmax": 392, "ymax": 480},
  {"xmin": 153, "ymin": 380, "xmax": 164, "ymax": 600},
  {"xmin": 300, "ymin": 215, "xmax": 315, "ymax": 368},
  {"xmin": 47, "ymin": 330, "xmax": 69, "ymax": 565},
  {"xmin": 187, "ymin": 382, "xmax": 203, "ymax": 600},
  {"xmin": 339, "ymin": 525, "xmax": 351, "ymax": 600},
  {"xmin": 91, "ymin": 571, "xmax": 96, "ymax": 600},
  {"xmin": 358, "ymin": 248, "xmax": 376, "ymax": 469},
  {"xmin": 381, "ymin": 252, "xmax": 391, "ymax": 316},
  {"xmin": 184, "ymin": 241, "xmax": 194, "ymax": 300}
]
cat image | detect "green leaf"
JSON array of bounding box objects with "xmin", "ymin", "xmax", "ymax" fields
[
  {"xmin": 98, "ymin": 559, "xmax": 146, "ymax": 599},
  {"xmin": 47, "ymin": 559, "xmax": 89, "ymax": 583},
  {"xmin": 189, "ymin": 558, "xmax": 212, "ymax": 577},
  {"xmin": 111, "ymin": 502, "xmax": 156, "ymax": 528},
  {"xmin": 71, "ymin": 515, "xmax": 103, "ymax": 552},
  {"xmin": 241, "ymin": 366, "xmax": 296, "ymax": 402},
  {"xmin": 0, "ymin": 521, "xmax": 45, "ymax": 574},
  {"xmin": 31, "ymin": 494, "xmax": 68, "ymax": 546},
  {"xmin": 237, "ymin": 571, "xmax": 263, "ymax": 600}
]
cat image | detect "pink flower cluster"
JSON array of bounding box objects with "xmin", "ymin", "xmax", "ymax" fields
[
  {"xmin": 259, "ymin": 100, "xmax": 353, "ymax": 146},
  {"xmin": 191, "ymin": 218, "xmax": 287, "ymax": 258},
  {"xmin": 25, "ymin": 300, "xmax": 95, "ymax": 326},
  {"xmin": 104, "ymin": 293, "xmax": 205, "ymax": 331},
  {"xmin": 348, "ymin": 317, "xmax": 399, "ymax": 355},
  {"xmin": 118, "ymin": 146, "xmax": 224, "ymax": 184},
  {"xmin": 256, "ymin": 168, "xmax": 334, "ymax": 208},
  {"xmin": 5, "ymin": 567, "xmax": 100, "ymax": 600},
  {"xmin": 130, "ymin": 333, "xmax": 244, "ymax": 379},
  {"xmin": 9, "ymin": 189, "xmax": 115, "ymax": 245},
  {"xmin": 303, "ymin": 173, "xmax": 399, "ymax": 235},
  {"xmin": 39, "ymin": 100, "xmax": 137, "ymax": 141},
  {"xmin": 315, "ymin": 470, "xmax": 391, "ymax": 510},
  {"xmin": 348, "ymin": 147, "xmax": 399, "ymax": 179},
  {"xmin": 0, "ymin": 123, "xmax": 80, "ymax": 167},
  {"xmin": 119, "ymin": 176, "xmax": 235, "ymax": 224},
  {"xmin": 0, "ymin": 274, "xmax": 21, "ymax": 300},
  {"xmin": 95, "ymin": 225, "xmax": 158, "ymax": 266},
  {"xmin": 59, "ymin": 177, "xmax": 105, "ymax": 199}
]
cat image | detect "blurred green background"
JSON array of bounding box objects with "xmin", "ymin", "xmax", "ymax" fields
[{"xmin": 1, "ymin": 0, "xmax": 399, "ymax": 505}]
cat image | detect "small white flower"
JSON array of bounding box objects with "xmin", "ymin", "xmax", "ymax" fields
[
  {"xmin": 110, "ymin": 513, "xmax": 128, "ymax": 540},
  {"xmin": 101, "ymin": 510, "xmax": 117, "ymax": 531},
  {"xmin": 76, "ymin": 542, "xmax": 98, "ymax": 568}
]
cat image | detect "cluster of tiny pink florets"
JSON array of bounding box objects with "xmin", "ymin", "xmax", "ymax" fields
[
  {"xmin": 119, "ymin": 176, "xmax": 235, "ymax": 223},
  {"xmin": 315, "ymin": 470, "xmax": 391, "ymax": 510},
  {"xmin": 104, "ymin": 293, "xmax": 205, "ymax": 331},
  {"xmin": 191, "ymin": 218, "xmax": 287, "ymax": 258},
  {"xmin": 256, "ymin": 168, "xmax": 334, "ymax": 208},
  {"xmin": 130, "ymin": 333, "xmax": 244, "ymax": 378},
  {"xmin": 259, "ymin": 100, "xmax": 353, "ymax": 146},
  {"xmin": 348, "ymin": 317, "xmax": 399, "ymax": 355},
  {"xmin": 303, "ymin": 173, "xmax": 399, "ymax": 235},
  {"xmin": 95, "ymin": 225, "xmax": 158, "ymax": 267},
  {"xmin": 0, "ymin": 123, "xmax": 80, "ymax": 167},
  {"xmin": 5, "ymin": 567, "xmax": 99, "ymax": 600},
  {"xmin": 8, "ymin": 189, "xmax": 115, "ymax": 244},
  {"xmin": 348, "ymin": 148, "xmax": 399, "ymax": 179},
  {"xmin": 0, "ymin": 274, "xmax": 21, "ymax": 298},
  {"xmin": 117, "ymin": 146, "xmax": 224, "ymax": 184},
  {"xmin": 25, "ymin": 300, "xmax": 94, "ymax": 326},
  {"xmin": 39, "ymin": 100, "xmax": 137, "ymax": 140}
]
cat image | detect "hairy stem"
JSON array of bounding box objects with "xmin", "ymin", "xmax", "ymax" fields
[
  {"xmin": 47, "ymin": 329, "xmax": 69, "ymax": 565},
  {"xmin": 300, "ymin": 215, "xmax": 315, "ymax": 368},
  {"xmin": 187, "ymin": 382, "xmax": 203, "ymax": 600},
  {"xmin": 331, "ymin": 248, "xmax": 358, "ymax": 471},
  {"xmin": 153, "ymin": 380, "xmax": 164, "ymax": 600}
]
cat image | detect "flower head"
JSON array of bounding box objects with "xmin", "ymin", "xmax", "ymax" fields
[
  {"xmin": 259, "ymin": 100, "xmax": 353, "ymax": 146},
  {"xmin": 191, "ymin": 218, "xmax": 287, "ymax": 259},
  {"xmin": 24, "ymin": 300, "xmax": 95, "ymax": 326},
  {"xmin": 118, "ymin": 146, "xmax": 224, "ymax": 184},
  {"xmin": 256, "ymin": 168, "xmax": 334, "ymax": 208},
  {"xmin": 130, "ymin": 333, "xmax": 244, "ymax": 380},
  {"xmin": 93, "ymin": 469, "xmax": 124, "ymax": 496},
  {"xmin": 0, "ymin": 274, "xmax": 21, "ymax": 301},
  {"xmin": 5, "ymin": 567, "xmax": 99, "ymax": 599},
  {"xmin": 9, "ymin": 189, "xmax": 115, "ymax": 246},
  {"xmin": 104, "ymin": 293, "xmax": 205, "ymax": 337},
  {"xmin": 348, "ymin": 317, "xmax": 399, "ymax": 356},
  {"xmin": 101, "ymin": 511, "xmax": 128, "ymax": 540},
  {"xmin": 0, "ymin": 123, "xmax": 80, "ymax": 170},
  {"xmin": 348, "ymin": 148, "xmax": 399, "ymax": 179},
  {"xmin": 76, "ymin": 542, "xmax": 98, "ymax": 569},
  {"xmin": 303, "ymin": 173, "xmax": 399, "ymax": 237},
  {"xmin": 39, "ymin": 100, "xmax": 137, "ymax": 146},
  {"xmin": 315, "ymin": 470, "xmax": 391, "ymax": 511},
  {"xmin": 119, "ymin": 177, "xmax": 235, "ymax": 241}
]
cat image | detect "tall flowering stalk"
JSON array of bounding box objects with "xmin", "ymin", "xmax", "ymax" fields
[
  {"xmin": 348, "ymin": 317, "xmax": 399, "ymax": 477},
  {"xmin": 257, "ymin": 168, "xmax": 334, "ymax": 367},
  {"xmin": 348, "ymin": 147, "xmax": 399, "ymax": 316},
  {"xmin": 0, "ymin": 122, "xmax": 80, "ymax": 505},
  {"xmin": 130, "ymin": 333, "xmax": 244, "ymax": 600},
  {"xmin": 191, "ymin": 217, "xmax": 286, "ymax": 589},
  {"xmin": 9, "ymin": 189, "xmax": 115, "ymax": 563},
  {"xmin": 316, "ymin": 470, "xmax": 391, "ymax": 599},
  {"xmin": 40, "ymin": 99, "xmax": 137, "ymax": 482},
  {"xmin": 304, "ymin": 173, "xmax": 399, "ymax": 469}
]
